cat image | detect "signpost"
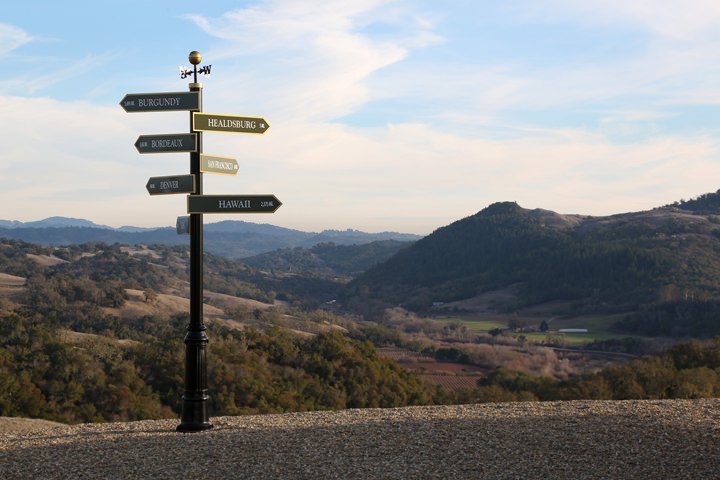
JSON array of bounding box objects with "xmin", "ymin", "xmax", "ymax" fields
[
  {"xmin": 135, "ymin": 134, "xmax": 197, "ymax": 154},
  {"xmin": 188, "ymin": 194, "xmax": 282, "ymax": 213},
  {"xmin": 192, "ymin": 112, "xmax": 270, "ymax": 134},
  {"xmin": 123, "ymin": 50, "xmax": 278, "ymax": 434},
  {"xmin": 200, "ymin": 154, "xmax": 239, "ymax": 175},
  {"xmin": 146, "ymin": 175, "xmax": 196, "ymax": 195},
  {"xmin": 119, "ymin": 91, "xmax": 200, "ymax": 112}
]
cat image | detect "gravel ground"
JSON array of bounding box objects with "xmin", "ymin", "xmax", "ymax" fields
[{"xmin": 1, "ymin": 399, "xmax": 719, "ymax": 479}]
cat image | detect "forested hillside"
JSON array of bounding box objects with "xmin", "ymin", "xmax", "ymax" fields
[
  {"xmin": 0, "ymin": 239, "xmax": 439, "ymax": 423},
  {"xmin": 346, "ymin": 195, "xmax": 720, "ymax": 336},
  {"xmin": 469, "ymin": 338, "xmax": 720, "ymax": 402},
  {"xmin": 667, "ymin": 189, "xmax": 720, "ymax": 213},
  {"xmin": 3, "ymin": 236, "xmax": 720, "ymax": 424},
  {"xmin": 0, "ymin": 311, "xmax": 438, "ymax": 422}
]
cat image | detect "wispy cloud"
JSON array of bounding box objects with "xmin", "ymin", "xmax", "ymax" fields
[
  {"xmin": 1, "ymin": 22, "xmax": 32, "ymax": 52},
  {"xmin": 184, "ymin": 0, "xmax": 443, "ymax": 122},
  {"xmin": 498, "ymin": 1, "xmax": 720, "ymax": 107},
  {"xmin": 2, "ymin": 53, "xmax": 117, "ymax": 96},
  {"xmin": 534, "ymin": 0, "xmax": 720, "ymax": 40},
  {"xmin": 185, "ymin": 0, "xmax": 421, "ymax": 53}
]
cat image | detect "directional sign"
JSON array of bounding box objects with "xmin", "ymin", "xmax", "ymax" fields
[
  {"xmin": 176, "ymin": 216, "xmax": 190, "ymax": 235},
  {"xmin": 120, "ymin": 91, "xmax": 200, "ymax": 112},
  {"xmin": 192, "ymin": 112, "xmax": 270, "ymax": 134},
  {"xmin": 146, "ymin": 175, "xmax": 196, "ymax": 195},
  {"xmin": 200, "ymin": 154, "xmax": 239, "ymax": 175},
  {"xmin": 135, "ymin": 134, "xmax": 197, "ymax": 154},
  {"xmin": 187, "ymin": 195, "xmax": 282, "ymax": 214}
]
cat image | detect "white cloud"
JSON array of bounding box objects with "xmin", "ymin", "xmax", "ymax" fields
[
  {"xmin": 0, "ymin": 95, "xmax": 189, "ymax": 227},
  {"xmin": 0, "ymin": 23, "xmax": 32, "ymax": 52},
  {"xmin": 4, "ymin": 1, "xmax": 720, "ymax": 235},
  {"xmin": 185, "ymin": 0, "xmax": 442, "ymax": 122},
  {"xmin": 200, "ymin": 114, "xmax": 720, "ymax": 233},
  {"xmin": 1, "ymin": 89, "xmax": 719, "ymax": 234}
]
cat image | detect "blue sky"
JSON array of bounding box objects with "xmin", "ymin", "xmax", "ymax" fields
[{"xmin": 3, "ymin": 0, "xmax": 720, "ymax": 234}]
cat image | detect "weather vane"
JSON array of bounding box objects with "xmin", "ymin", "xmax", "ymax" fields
[{"xmin": 179, "ymin": 51, "xmax": 212, "ymax": 81}]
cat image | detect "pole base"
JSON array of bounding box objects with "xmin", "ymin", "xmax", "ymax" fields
[
  {"xmin": 176, "ymin": 421, "xmax": 214, "ymax": 433},
  {"xmin": 176, "ymin": 392, "xmax": 212, "ymax": 433}
]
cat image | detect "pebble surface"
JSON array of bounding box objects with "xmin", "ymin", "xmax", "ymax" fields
[{"xmin": 1, "ymin": 399, "xmax": 719, "ymax": 479}]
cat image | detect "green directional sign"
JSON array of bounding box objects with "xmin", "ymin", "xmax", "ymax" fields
[
  {"xmin": 192, "ymin": 112, "xmax": 270, "ymax": 134},
  {"xmin": 200, "ymin": 154, "xmax": 239, "ymax": 175},
  {"xmin": 146, "ymin": 175, "xmax": 196, "ymax": 195},
  {"xmin": 120, "ymin": 91, "xmax": 200, "ymax": 112},
  {"xmin": 135, "ymin": 134, "xmax": 197, "ymax": 154},
  {"xmin": 187, "ymin": 195, "xmax": 282, "ymax": 214}
]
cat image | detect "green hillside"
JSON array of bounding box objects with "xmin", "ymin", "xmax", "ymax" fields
[
  {"xmin": 346, "ymin": 193, "xmax": 720, "ymax": 336},
  {"xmin": 0, "ymin": 239, "xmax": 439, "ymax": 423}
]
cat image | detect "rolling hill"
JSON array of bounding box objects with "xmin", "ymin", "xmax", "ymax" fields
[
  {"xmin": 242, "ymin": 240, "xmax": 412, "ymax": 279},
  {"xmin": 0, "ymin": 238, "xmax": 439, "ymax": 424},
  {"xmin": 4, "ymin": 212, "xmax": 720, "ymax": 426},
  {"xmin": 346, "ymin": 191, "xmax": 720, "ymax": 336}
]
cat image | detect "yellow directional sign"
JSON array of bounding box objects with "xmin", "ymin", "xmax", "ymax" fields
[
  {"xmin": 192, "ymin": 113, "xmax": 270, "ymax": 134},
  {"xmin": 200, "ymin": 154, "xmax": 239, "ymax": 175}
]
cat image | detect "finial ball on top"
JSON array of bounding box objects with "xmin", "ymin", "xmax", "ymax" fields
[{"xmin": 189, "ymin": 51, "xmax": 202, "ymax": 65}]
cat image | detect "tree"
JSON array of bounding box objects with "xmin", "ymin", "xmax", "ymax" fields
[
  {"xmin": 671, "ymin": 367, "xmax": 718, "ymax": 398},
  {"xmin": 508, "ymin": 316, "xmax": 528, "ymax": 331},
  {"xmin": 144, "ymin": 289, "xmax": 158, "ymax": 304}
]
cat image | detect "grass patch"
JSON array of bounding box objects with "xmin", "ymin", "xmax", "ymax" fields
[
  {"xmin": 433, "ymin": 317, "xmax": 508, "ymax": 334},
  {"xmin": 519, "ymin": 331, "xmax": 638, "ymax": 346},
  {"xmin": 435, "ymin": 313, "xmax": 649, "ymax": 346}
]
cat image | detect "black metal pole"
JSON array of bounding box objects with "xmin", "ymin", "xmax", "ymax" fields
[{"xmin": 177, "ymin": 52, "xmax": 212, "ymax": 432}]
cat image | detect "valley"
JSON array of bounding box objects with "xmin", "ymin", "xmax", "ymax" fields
[{"xmin": 3, "ymin": 190, "xmax": 720, "ymax": 423}]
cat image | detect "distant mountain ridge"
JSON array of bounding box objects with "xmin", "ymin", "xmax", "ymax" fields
[
  {"xmin": 0, "ymin": 217, "xmax": 423, "ymax": 259},
  {"xmin": 0, "ymin": 216, "xmax": 113, "ymax": 230}
]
